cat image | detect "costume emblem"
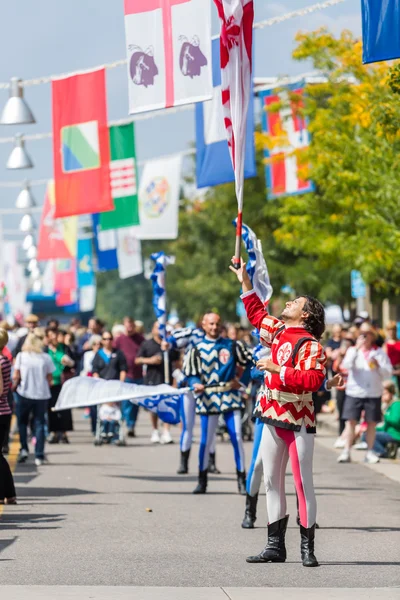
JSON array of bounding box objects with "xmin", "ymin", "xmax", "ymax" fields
[
  {"xmin": 277, "ymin": 341, "xmax": 292, "ymax": 366},
  {"xmin": 219, "ymin": 348, "xmax": 231, "ymax": 365}
]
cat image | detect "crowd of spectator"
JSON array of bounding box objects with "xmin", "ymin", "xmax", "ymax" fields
[{"xmin": 0, "ymin": 308, "xmax": 399, "ymax": 506}]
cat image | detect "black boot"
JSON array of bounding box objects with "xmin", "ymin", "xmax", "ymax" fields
[
  {"xmin": 246, "ymin": 515, "xmax": 289, "ymax": 563},
  {"xmin": 241, "ymin": 493, "xmax": 258, "ymax": 529},
  {"xmin": 208, "ymin": 452, "xmax": 221, "ymax": 474},
  {"xmin": 193, "ymin": 470, "xmax": 208, "ymax": 494},
  {"xmin": 177, "ymin": 450, "xmax": 190, "ymax": 475},
  {"xmin": 237, "ymin": 470, "xmax": 247, "ymax": 496},
  {"xmin": 300, "ymin": 524, "xmax": 319, "ymax": 567}
]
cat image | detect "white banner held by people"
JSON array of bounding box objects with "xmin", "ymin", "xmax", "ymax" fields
[
  {"xmin": 135, "ymin": 155, "xmax": 182, "ymax": 240},
  {"xmin": 55, "ymin": 377, "xmax": 188, "ymax": 425},
  {"xmin": 117, "ymin": 229, "xmax": 143, "ymax": 279},
  {"xmin": 124, "ymin": 0, "xmax": 213, "ymax": 114}
]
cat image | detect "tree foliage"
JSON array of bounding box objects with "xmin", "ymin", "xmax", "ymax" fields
[{"xmin": 268, "ymin": 29, "xmax": 400, "ymax": 296}]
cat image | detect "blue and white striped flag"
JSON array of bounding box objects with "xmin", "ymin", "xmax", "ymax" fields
[
  {"xmin": 150, "ymin": 251, "xmax": 175, "ymax": 339},
  {"xmin": 234, "ymin": 220, "xmax": 273, "ymax": 306}
]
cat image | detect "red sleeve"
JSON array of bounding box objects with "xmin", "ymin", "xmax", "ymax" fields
[
  {"xmin": 2, "ymin": 347, "xmax": 12, "ymax": 361},
  {"xmin": 241, "ymin": 291, "xmax": 283, "ymax": 348},
  {"xmin": 282, "ymin": 340, "xmax": 327, "ymax": 392}
]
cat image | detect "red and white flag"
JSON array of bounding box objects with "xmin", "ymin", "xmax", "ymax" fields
[
  {"xmin": 124, "ymin": 0, "xmax": 212, "ymax": 114},
  {"xmin": 213, "ymin": 0, "xmax": 254, "ymax": 259}
]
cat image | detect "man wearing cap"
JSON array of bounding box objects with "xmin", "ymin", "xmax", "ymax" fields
[{"xmin": 12, "ymin": 314, "xmax": 39, "ymax": 359}]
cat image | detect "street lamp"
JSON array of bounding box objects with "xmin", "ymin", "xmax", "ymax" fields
[
  {"xmin": 22, "ymin": 234, "xmax": 34, "ymax": 250},
  {"xmin": 26, "ymin": 245, "xmax": 37, "ymax": 259},
  {"xmin": 0, "ymin": 77, "xmax": 35, "ymax": 125},
  {"xmin": 7, "ymin": 135, "xmax": 33, "ymax": 169},
  {"xmin": 19, "ymin": 213, "xmax": 34, "ymax": 233},
  {"xmin": 16, "ymin": 181, "xmax": 36, "ymax": 209}
]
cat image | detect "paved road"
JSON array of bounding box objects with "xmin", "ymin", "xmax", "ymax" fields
[{"xmin": 0, "ymin": 411, "xmax": 399, "ymax": 594}]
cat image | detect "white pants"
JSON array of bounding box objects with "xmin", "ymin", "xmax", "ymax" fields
[{"xmin": 260, "ymin": 424, "xmax": 316, "ymax": 528}]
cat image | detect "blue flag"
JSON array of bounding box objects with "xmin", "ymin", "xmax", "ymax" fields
[
  {"xmin": 195, "ymin": 38, "xmax": 256, "ymax": 189},
  {"xmin": 92, "ymin": 214, "xmax": 118, "ymax": 272},
  {"xmin": 361, "ymin": 0, "xmax": 400, "ymax": 63}
]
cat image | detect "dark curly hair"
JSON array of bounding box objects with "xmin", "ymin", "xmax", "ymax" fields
[{"xmin": 301, "ymin": 296, "xmax": 326, "ymax": 341}]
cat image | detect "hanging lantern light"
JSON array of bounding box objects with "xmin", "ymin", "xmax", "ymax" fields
[
  {"xmin": 28, "ymin": 258, "xmax": 38, "ymax": 272},
  {"xmin": 7, "ymin": 134, "xmax": 33, "ymax": 170},
  {"xmin": 32, "ymin": 279, "xmax": 42, "ymax": 294},
  {"xmin": 26, "ymin": 245, "xmax": 37, "ymax": 259},
  {"xmin": 19, "ymin": 213, "xmax": 34, "ymax": 233},
  {"xmin": 0, "ymin": 77, "xmax": 35, "ymax": 125},
  {"xmin": 30, "ymin": 266, "xmax": 40, "ymax": 280},
  {"xmin": 16, "ymin": 181, "xmax": 36, "ymax": 209},
  {"xmin": 22, "ymin": 234, "xmax": 34, "ymax": 250}
]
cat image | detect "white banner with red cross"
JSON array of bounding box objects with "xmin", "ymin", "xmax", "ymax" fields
[{"xmin": 124, "ymin": 0, "xmax": 213, "ymax": 114}]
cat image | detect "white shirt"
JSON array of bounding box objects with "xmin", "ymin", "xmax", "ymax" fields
[
  {"xmin": 15, "ymin": 351, "xmax": 55, "ymax": 400},
  {"xmin": 81, "ymin": 350, "xmax": 95, "ymax": 376},
  {"xmin": 342, "ymin": 346, "xmax": 392, "ymax": 398},
  {"xmin": 99, "ymin": 404, "xmax": 122, "ymax": 422}
]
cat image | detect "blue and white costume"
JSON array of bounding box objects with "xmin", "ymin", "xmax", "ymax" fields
[
  {"xmin": 185, "ymin": 336, "xmax": 253, "ymax": 493},
  {"xmin": 169, "ymin": 327, "xmax": 205, "ymax": 454}
]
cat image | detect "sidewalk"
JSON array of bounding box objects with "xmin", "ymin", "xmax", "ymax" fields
[
  {"xmin": 316, "ymin": 412, "xmax": 400, "ymax": 485},
  {"xmin": 2, "ymin": 586, "xmax": 399, "ymax": 599}
]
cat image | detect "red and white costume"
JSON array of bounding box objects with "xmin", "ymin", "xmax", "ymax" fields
[{"xmin": 242, "ymin": 290, "xmax": 327, "ymax": 528}]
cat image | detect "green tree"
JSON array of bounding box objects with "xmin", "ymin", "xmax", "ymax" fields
[{"xmin": 268, "ymin": 29, "xmax": 400, "ymax": 297}]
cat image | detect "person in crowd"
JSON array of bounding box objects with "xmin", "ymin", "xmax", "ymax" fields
[
  {"xmin": 114, "ymin": 317, "xmax": 145, "ymax": 437},
  {"xmin": 184, "ymin": 311, "xmax": 253, "ymax": 496},
  {"xmin": 12, "ymin": 314, "xmax": 39, "ymax": 358},
  {"xmin": 325, "ymin": 324, "xmax": 343, "ymax": 372},
  {"xmin": 136, "ymin": 321, "xmax": 180, "ymax": 445},
  {"xmin": 356, "ymin": 381, "xmax": 400, "ymax": 457},
  {"xmin": 231, "ymin": 258, "xmax": 326, "ymax": 568},
  {"xmin": 80, "ymin": 334, "xmax": 102, "ymax": 434},
  {"xmin": 0, "ymin": 328, "xmax": 16, "ymax": 504},
  {"xmin": 338, "ymin": 322, "xmax": 393, "ymax": 464},
  {"xmin": 98, "ymin": 402, "xmax": 122, "ymax": 444},
  {"xmin": 135, "ymin": 321, "xmax": 145, "ymax": 336},
  {"xmin": 227, "ymin": 324, "xmax": 240, "ymax": 341},
  {"xmin": 111, "ymin": 324, "xmax": 126, "ymax": 341},
  {"xmin": 77, "ymin": 318, "xmax": 104, "ymax": 355},
  {"xmin": 81, "ymin": 335, "xmax": 102, "ymax": 377},
  {"xmin": 383, "ymin": 321, "xmax": 400, "ymax": 389},
  {"xmin": 92, "ymin": 331, "xmax": 127, "ymax": 382},
  {"xmin": 46, "ymin": 327, "xmax": 75, "ymax": 444},
  {"xmin": 332, "ymin": 333, "xmax": 356, "ymax": 448},
  {"xmin": 68, "ymin": 318, "xmax": 81, "ymax": 335},
  {"xmin": 47, "ymin": 318, "xmax": 60, "ymax": 330},
  {"xmin": 13, "ymin": 332, "xmax": 55, "ymax": 466}
]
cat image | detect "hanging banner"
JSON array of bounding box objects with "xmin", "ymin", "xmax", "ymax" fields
[
  {"xmin": 77, "ymin": 239, "xmax": 95, "ymax": 288},
  {"xmin": 52, "ymin": 68, "xmax": 113, "ymax": 218},
  {"xmin": 54, "ymin": 259, "xmax": 77, "ymax": 307},
  {"xmin": 361, "ymin": 0, "xmax": 400, "ymax": 64},
  {"xmin": 37, "ymin": 181, "xmax": 78, "ymax": 261},
  {"xmin": 4, "ymin": 243, "xmax": 29, "ymax": 318},
  {"xmin": 92, "ymin": 215, "xmax": 119, "ymax": 272},
  {"xmin": 135, "ymin": 155, "xmax": 182, "ymax": 240},
  {"xmin": 196, "ymin": 37, "xmax": 256, "ymax": 189},
  {"xmin": 100, "ymin": 123, "xmax": 139, "ymax": 231},
  {"xmin": 117, "ymin": 229, "xmax": 143, "ymax": 280},
  {"xmin": 259, "ymin": 85, "xmax": 314, "ymax": 198},
  {"xmin": 124, "ymin": 0, "xmax": 212, "ymax": 114}
]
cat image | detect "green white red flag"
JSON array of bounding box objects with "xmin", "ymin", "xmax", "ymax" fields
[{"xmin": 99, "ymin": 123, "xmax": 139, "ymax": 231}]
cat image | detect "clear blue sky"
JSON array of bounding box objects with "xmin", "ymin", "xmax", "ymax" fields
[{"xmin": 0, "ymin": 0, "xmax": 361, "ymax": 231}]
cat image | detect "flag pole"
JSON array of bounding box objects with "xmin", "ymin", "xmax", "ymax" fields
[{"xmin": 234, "ymin": 210, "xmax": 243, "ymax": 269}]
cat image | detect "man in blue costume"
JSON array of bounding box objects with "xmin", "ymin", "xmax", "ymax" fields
[{"xmin": 184, "ymin": 312, "xmax": 253, "ymax": 494}]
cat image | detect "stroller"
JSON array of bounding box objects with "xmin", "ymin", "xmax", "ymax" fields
[{"xmin": 93, "ymin": 403, "xmax": 127, "ymax": 447}]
